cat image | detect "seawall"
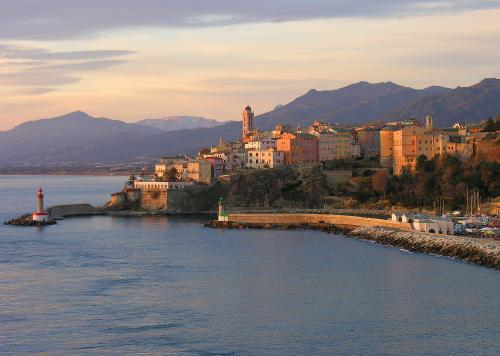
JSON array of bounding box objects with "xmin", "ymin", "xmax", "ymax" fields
[
  {"xmin": 47, "ymin": 204, "xmax": 104, "ymax": 219},
  {"xmin": 207, "ymin": 214, "xmax": 499, "ymax": 269},
  {"xmin": 227, "ymin": 213, "xmax": 413, "ymax": 231}
]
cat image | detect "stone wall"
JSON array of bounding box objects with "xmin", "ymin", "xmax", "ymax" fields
[
  {"xmin": 323, "ymin": 171, "xmax": 352, "ymax": 187},
  {"xmin": 139, "ymin": 190, "xmax": 167, "ymax": 211},
  {"xmin": 47, "ymin": 204, "xmax": 102, "ymax": 219},
  {"xmin": 228, "ymin": 213, "xmax": 412, "ymax": 230}
]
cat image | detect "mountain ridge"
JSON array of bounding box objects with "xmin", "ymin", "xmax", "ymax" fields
[{"xmin": 1, "ymin": 78, "xmax": 498, "ymax": 165}]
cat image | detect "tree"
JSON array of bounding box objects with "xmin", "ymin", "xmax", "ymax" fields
[
  {"xmin": 482, "ymin": 117, "xmax": 500, "ymax": 132},
  {"xmin": 372, "ymin": 170, "xmax": 390, "ymax": 196}
]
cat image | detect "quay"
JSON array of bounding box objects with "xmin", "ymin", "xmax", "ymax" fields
[{"xmin": 207, "ymin": 213, "xmax": 500, "ymax": 269}]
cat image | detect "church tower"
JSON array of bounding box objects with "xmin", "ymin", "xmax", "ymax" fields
[
  {"xmin": 242, "ymin": 105, "xmax": 254, "ymax": 139},
  {"xmin": 425, "ymin": 114, "xmax": 433, "ymax": 131}
]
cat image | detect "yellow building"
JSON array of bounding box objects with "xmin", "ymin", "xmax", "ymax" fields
[
  {"xmin": 308, "ymin": 121, "xmax": 357, "ymax": 161},
  {"xmin": 380, "ymin": 116, "xmax": 446, "ymax": 175},
  {"xmin": 186, "ymin": 160, "xmax": 213, "ymax": 184}
]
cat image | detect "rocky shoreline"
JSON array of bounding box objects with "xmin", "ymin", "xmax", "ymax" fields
[{"xmin": 206, "ymin": 221, "xmax": 500, "ymax": 269}]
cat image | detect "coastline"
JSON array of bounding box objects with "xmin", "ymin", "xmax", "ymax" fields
[{"xmin": 206, "ymin": 220, "xmax": 500, "ymax": 269}]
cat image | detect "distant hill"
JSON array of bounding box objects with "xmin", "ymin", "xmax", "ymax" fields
[
  {"xmin": 383, "ymin": 78, "xmax": 500, "ymax": 125},
  {"xmin": 1, "ymin": 78, "xmax": 498, "ymax": 166},
  {"xmin": 256, "ymin": 81, "xmax": 452, "ymax": 129},
  {"xmin": 136, "ymin": 116, "xmax": 224, "ymax": 131},
  {"xmin": 0, "ymin": 111, "xmax": 239, "ymax": 165}
]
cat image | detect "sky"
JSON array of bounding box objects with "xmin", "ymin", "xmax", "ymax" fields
[{"xmin": 1, "ymin": 0, "xmax": 500, "ymax": 130}]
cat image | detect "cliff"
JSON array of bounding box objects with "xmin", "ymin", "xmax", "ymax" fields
[{"xmin": 159, "ymin": 166, "xmax": 331, "ymax": 213}]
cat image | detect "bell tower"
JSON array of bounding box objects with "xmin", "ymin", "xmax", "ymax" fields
[
  {"xmin": 242, "ymin": 105, "xmax": 254, "ymax": 139},
  {"xmin": 425, "ymin": 114, "xmax": 433, "ymax": 131}
]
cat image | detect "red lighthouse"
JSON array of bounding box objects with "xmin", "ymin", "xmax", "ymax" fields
[{"xmin": 32, "ymin": 188, "xmax": 48, "ymax": 222}]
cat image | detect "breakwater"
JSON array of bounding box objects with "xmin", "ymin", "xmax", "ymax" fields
[
  {"xmin": 47, "ymin": 204, "xmax": 103, "ymax": 219},
  {"xmin": 207, "ymin": 216, "xmax": 499, "ymax": 269},
  {"xmin": 226, "ymin": 213, "xmax": 412, "ymax": 230}
]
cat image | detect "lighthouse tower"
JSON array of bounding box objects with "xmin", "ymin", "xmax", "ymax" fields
[
  {"xmin": 32, "ymin": 188, "xmax": 48, "ymax": 222},
  {"xmin": 242, "ymin": 105, "xmax": 254, "ymax": 139},
  {"xmin": 218, "ymin": 196, "xmax": 228, "ymax": 222}
]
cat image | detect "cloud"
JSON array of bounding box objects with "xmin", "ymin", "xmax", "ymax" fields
[
  {"xmin": 0, "ymin": 44, "xmax": 134, "ymax": 60},
  {"xmin": 36, "ymin": 59, "xmax": 128, "ymax": 72},
  {"xmin": 0, "ymin": 45, "xmax": 132, "ymax": 87},
  {"xmin": 9, "ymin": 88, "xmax": 58, "ymax": 96},
  {"xmin": 0, "ymin": 71, "xmax": 80, "ymax": 86},
  {"xmin": 0, "ymin": 0, "xmax": 498, "ymax": 40}
]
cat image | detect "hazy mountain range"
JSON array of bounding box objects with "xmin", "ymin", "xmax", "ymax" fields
[
  {"xmin": 137, "ymin": 116, "xmax": 223, "ymax": 131},
  {"xmin": 0, "ymin": 78, "xmax": 499, "ymax": 166}
]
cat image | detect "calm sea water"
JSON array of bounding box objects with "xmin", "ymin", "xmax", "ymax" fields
[{"xmin": 0, "ymin": 175, "xmax": 499, "ymax": 355}]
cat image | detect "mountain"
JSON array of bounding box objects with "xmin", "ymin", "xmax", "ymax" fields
[
  {"xmin": 383, "ymin": 79, "xmax": 500, "ymax": 126},
  {"xmin": 1, "ymin": 79, "xmax": 498, "ymax": 166},
  {"xmin": 0, "ymin": 111, "xmax": 239, "ymax": 165},
  {"xmin": 256, "ymin": 81, "xmax": 452, "ymax": 129},
  {"xmin": 136, "ymin": 116, "xmax": 223, "ymax": 131}
]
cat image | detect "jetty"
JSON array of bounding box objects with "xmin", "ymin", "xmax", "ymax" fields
[
  {"xmin": 207, "ymin": 213, "xmax": 500, "ymax": 269},
  {"xmin": 4, "ymin": 214, "xmax": 56, "ymax": 226}
]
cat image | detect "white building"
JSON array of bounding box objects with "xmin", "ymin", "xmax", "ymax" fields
[
  {"xmin": 246, "ymin": 149, "xmax": 284, "ymax": 169},
  {"xmin": 245, "ymin": 138, "xmax": 276, "ymax": 151},
  {"xmin": 208, "ymin": 151, "xmax": 246, "ymax": 172},
  {"xmin": 134, "ymin": 181, "xmax": 194, "ymax": 191},
  {"xmin": 413, "ymin": 218, "xmax": 454, "ymax": 235},
  {"xmin": 392, "ymin": 212, "xmax": 455, "ymax": 235}
]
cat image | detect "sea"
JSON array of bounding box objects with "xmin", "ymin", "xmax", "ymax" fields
[{"xmin": 0, "ymin": 175, "xmax": 499, "ymax": 355}]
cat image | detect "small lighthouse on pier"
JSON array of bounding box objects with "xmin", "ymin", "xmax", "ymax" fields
[
  {"xmin": 32, "ymin": 188, "xmax": 48, "ymax": 222},
  {"xmin": 218, "ymin": 196, "xmax": 229, "ymax": 222}
]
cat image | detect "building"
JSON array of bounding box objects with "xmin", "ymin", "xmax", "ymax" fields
[
  {"xmin": 204, "ymin": 156, "xmax": 224, "ymax": 179},
  {"xmin": 413, "ymin": 217, "xmax": 454, "ymax": 235},
  {"xmin": 476, "ymin": 133, "xmax": 500, "ymax": 162},
  {"xmin": 277, "ymin": 132, "xmax": 318, "ymax": 165},
  {"xmin": 392, "ymin": 212, "xmax": 454, "ymax": 235},
  {"xmin": 134, "ymin": 181, "xmax": 194, "ymax": 191},
  {"xmin": 185, "ymin": 160, "xmax": 213, "ymax": 184},
  {"xmin": 380, "ymin": 125, "xmax": 398, "ymax": 169},
  {"xmin": 155, "ymin": 155, "xmax": 193, "ymax": 181},
  {"xmin": 246, "ymin": 149, "xmax": 285, "ymax": 169},
  {"xmin": 356, "ymin": 128, "xmax": 381, "ymax": 158},
  {"xmin": 244, "ymin": 137, "xmax": 276, "ymax": 150},
  {"xmin": 32, "ymin": 188, "xmax": 48, "ymax": 222},
  {"xmin": 380, "ymin": 115, "xmax": 445, "ymax": 175},
  {"xmin": 242, "ymin": 105, "xmax": 255, "ymax": 140},
  {"xmin": 380, "ymin": 115, "xmax": 499, "ymax": 175},
  {"xmin": 308, "ymin": 122, "xmax": 357, "ymax": 161}
]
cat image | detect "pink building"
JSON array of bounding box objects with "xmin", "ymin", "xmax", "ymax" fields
[{"xmin": 204, "ymin": 157, "xmax": 224, "ymax": 179}]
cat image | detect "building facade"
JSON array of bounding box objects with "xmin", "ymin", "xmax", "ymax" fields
[
  {"xmin": 277, "ymin": 132, "xmax": 318, "ymax": 165},
  {"xmin": 308, "ymin": 122, "xmax": 357, "ymax": 161},
  {"xmin": 246, "ymin": 149, "xmax": 285, "ymax": 169},
  {"xmin": 356, "ymin": 128, "xmax": 381, "ymax": 158}
]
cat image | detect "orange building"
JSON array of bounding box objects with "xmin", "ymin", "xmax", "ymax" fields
[
  {"xmin": 277, "ymin": 132, "xmax": 318, "ymax": 165},
  {"xmin": 380, "ymin": 116, "xmax": 446, "ymax": 175}
]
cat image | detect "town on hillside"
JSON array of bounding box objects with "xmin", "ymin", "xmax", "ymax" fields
[
  {"xmin": 140, "ymin": 105, "xmax": 498, "ymax": 184},
  {"xmin": 103, "ymin": 105, "xmax": 500, "ymax": 237}
]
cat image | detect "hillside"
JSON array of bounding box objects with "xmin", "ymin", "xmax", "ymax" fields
[
  {"xmin": 1, "ymin": 78, "xmax": 498, "ymax": 166},
  {"xmin": 383, "ymin": 78, "xmax": 500, "ymax": 125},
  {"xmin": 136, "ymin": 116, "xmax": 224, "ymax": 131},
  {"xmin": 256, "ymin": 81, "xmax": 451, "ymax": 128},
  {"xmin": 0, "ymin": 111, "xmax": 239, "ymax": 165}
]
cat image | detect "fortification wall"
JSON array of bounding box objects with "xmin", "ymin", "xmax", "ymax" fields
[
  {"xmin": 228, "ymin": 213, "xmax": 412, "ymax": 230},
  {"xmin": 47, "ymin": 204, "xmax": 102, "ymax": 219},
  {"xmin": 140, "ymin": 190, "xmax": 167, "ymax": 211}
]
